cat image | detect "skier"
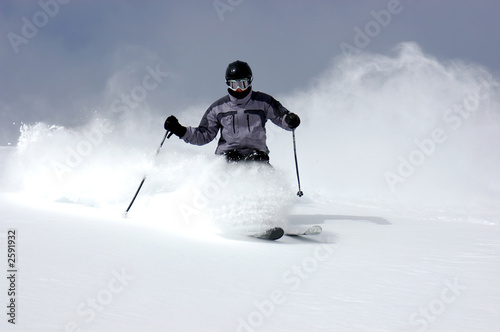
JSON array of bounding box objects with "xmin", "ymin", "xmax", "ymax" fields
[{"xmin": 163, "ymin": 60, "xmax": 300, "ymax": 162}]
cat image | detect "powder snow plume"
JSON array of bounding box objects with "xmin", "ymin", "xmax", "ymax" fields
[
  {"xmin": 278, "ymin": 42, "xmax": 500, "ymax": 212},
  {"xmin": 2, "ymin": 42, "xmax": 500, "ymax": 224}
]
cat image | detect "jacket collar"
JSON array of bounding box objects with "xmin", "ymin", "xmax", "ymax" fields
[{"xmin": 228, "ymin": 88, "xmax": 253, "ymax": 105}]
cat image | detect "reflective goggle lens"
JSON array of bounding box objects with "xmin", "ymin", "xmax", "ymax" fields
[{"xmin": 226, "ymin": 79, "xmax": 251, "ymax": 91}]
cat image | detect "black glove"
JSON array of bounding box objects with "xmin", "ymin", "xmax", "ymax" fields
[
  {"xmin": 285, "ymin": 113, "xmax": 300, "ymax": 129},
  {"xmin": 164, "ymin": 115, "xmax": 187, "ymax": 138}
]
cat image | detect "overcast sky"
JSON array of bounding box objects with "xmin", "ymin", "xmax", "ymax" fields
[{"xmin": 1, "ymin": 0, "xmax": 499, "ymax": 145}]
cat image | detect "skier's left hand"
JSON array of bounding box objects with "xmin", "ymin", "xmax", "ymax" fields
[{"xmin": 285, "ymin": 113, "xmax": 300, "ymax": 129}]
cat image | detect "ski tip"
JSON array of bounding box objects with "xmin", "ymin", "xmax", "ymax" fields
[
  {"xmin": 304, "ymin": 225, "xmax": 322, "ymax": 235},
  {"xmin": 252, "ymin": 227, "xmax": 285, "ymax": 240},
  {"xmin": 286, "ymin": 225, "xmax": 323, "ymax": 236},
  {"xmin": 268, "ymin": 227, "xmax": 285, "ymax": 240}
]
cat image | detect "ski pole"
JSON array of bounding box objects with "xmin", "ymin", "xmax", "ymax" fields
[
  {"xmin": 292, "ymin": 129, "xmax": 304, "ymax": 197},
  {"xmin": 123, "ymin": 131, "xmax": 169, "ymax": 217}
]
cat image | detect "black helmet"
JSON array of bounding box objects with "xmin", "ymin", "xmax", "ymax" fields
[{"xmin": 225, "ymin": 60, "xmax": 252, "ymax": 81}]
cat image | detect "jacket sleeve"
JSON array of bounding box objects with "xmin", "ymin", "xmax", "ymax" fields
[
  {"xmin": 266, "ymin": 96, "xmax": 293, "ymax": 131},
  {"xmin": 182, "ymin": 107, "xmax": 220, "ymax": 146}
]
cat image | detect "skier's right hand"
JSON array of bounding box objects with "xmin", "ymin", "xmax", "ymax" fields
[{"xmin": 164, "ymin": 115, "xmax": 187, "ymax": 138}]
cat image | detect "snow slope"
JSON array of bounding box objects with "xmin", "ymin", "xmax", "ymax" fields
[
  {"xmin": 1, "ymin": 188, "xmax": 499, "ymax": 332},
  {"xmin": 1, "ymin": 43, "xmax": 500, "ymax": 331}
]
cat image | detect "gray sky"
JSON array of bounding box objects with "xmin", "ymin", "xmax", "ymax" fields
[{"xmin": 1, "ymin": 0, "xmax": 499, "ymax": 145}]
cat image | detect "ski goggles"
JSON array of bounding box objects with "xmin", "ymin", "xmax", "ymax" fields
[{"xmin": 226, "ymin": 78, "xmax": 252, "ymax": 91}]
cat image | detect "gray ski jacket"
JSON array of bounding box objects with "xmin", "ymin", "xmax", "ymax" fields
[{"xmin": 181, "ymin": 90, "xmax": 293, "ymax": 155}]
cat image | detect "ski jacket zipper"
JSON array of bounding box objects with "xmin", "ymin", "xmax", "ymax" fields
[{"xmin": 247, "ymin": 114, "xmax": 250, "ymax": 132}]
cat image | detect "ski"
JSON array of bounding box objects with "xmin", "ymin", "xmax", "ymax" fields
[
  {"xmin": 251, "ymin": 227, "xmax": 285, "ymax": 240},
  {"xmin": 286, "ymin": 225, "xmax": 322, "ymax": 236}
]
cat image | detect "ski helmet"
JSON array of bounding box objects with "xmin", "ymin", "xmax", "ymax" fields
[{"xmin": 225, "ymin": 60, "xmax": 252, "ymax": 81}]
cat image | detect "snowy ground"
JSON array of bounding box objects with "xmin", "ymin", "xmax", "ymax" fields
[
  {"xmin": 1, "ymin": 186, "xmax": 499, "ymax": 332},
  {"xmin": 1, "ymin": 44, "xmax": 500, "ymax": 331}
]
